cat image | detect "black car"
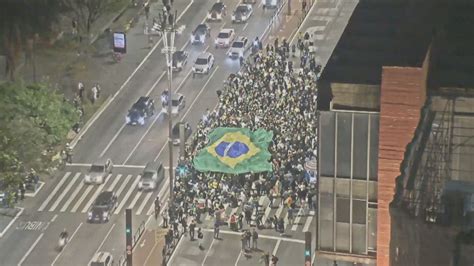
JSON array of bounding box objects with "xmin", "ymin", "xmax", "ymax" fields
[
  {"xmin": 191, "ymin": 24, "xmax": 211, "ymax": 44},
  {"xmin": 172, "ymin": 51, "xmax": 189, "ymax": 71},
  {"xmin": 171, "ymin": 122, "xmax": 192, "ymax": 145},
  {"xmin": 126, "ymin": 96, "xmax": 155, "ymax": 126},
  {"xmin": 207, "ymin": 2, "xmax": 226, "ymax": 21},
  {"xmin": 87, "ymin": 191, "xmax": 117, "ymax": 223}
]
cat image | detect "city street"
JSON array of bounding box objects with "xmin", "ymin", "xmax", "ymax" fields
[{"xmin": 0, "ymin": 0, "xmax": 307, "ymax": 265}]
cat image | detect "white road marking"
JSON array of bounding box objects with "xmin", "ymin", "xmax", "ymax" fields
[
  {"xmin": 146, "ymin": 178, "xmax": 169, "ymax": 216},
  {"xmin": 262, "ymin": 200, "xmax": 273, "ymax": 225},
  {"xmin": 275, "ymin": 202, "xmax": 284, "ymax": 218},
  {"xmin": 115, "ymin": 174, "xmax": 133, "ymax": 198},
  {"xmin": 168, "ymin": 226, "xmax": 186, "ymax": 264},
  {"xmin": 289, "ymin": 0, "xmax": 319, "ymax": 45},
  {"xmin": 17, "ymin": 233, "xmax": 43, "ymax": 266},
  {"xmin": 51, "ymin": 222, "xmax": 83, "ymax": 266},
  {"xmin": 181, "ymin": 66, "xmax": 219, "ymax": 120},
  {"xmin": 38, "ymin": 172, "xmax": 71, "ymax": 212},
  {"xmin": 49, "ymin": 173, "xmax": 81, "ymax": 212},
  {"xmin": 291, "ymin": 207, "xmax": 304, "ymax": 231},
  {"xmin": 51, "ymin": 215, "xmax": 58, "ymax": 222},
  {"xmin": 106, "ymin": 174, "xmax": 122, "ymax": 191},
  {"xmin": 302, "ymin": 215, "xmax": 313, "ymax": 232},
  {"xmin": 99, "ymin": 123, "xmax": 126, "ymax": 158},
  {"xmin": 136, "ymin": 192, "xmax": 153, "ymax": 215},
  {"xmin": 234, "ymin": 249, "xmax": 243, "ymax": 266},
  {"xmin": 81, "ymin": 174, "xmax": 112, "ymax": 213},
  {"xmin": 201, "ymin": 238, "xmax": 215, "ymax": 266},
  {"xmin": 0, "ymin": 207, "xmax": 23, "ymax": 238},
  {"xmin": 127, "ymin": 188, "xmax": 143, "ymax": 210},
  {"xmin": 24, "ymin": 181, "xmax": 44, "ymax": 197},
  {"xmin": 200, "ymin": 228, "xmax": 306, "ymax": 243},
  {"xmin": 243, "ymin": 22, "xmax": 249, "ymax": 31},
  {"xmin": 70, "ymin": 184, "xmax": 94, "ymax": 213},
  {"xmin": 67, "ymin": 163, "xmax": 146, "ymax": 169},
  {"xmin": 69, "ymin": 0, "xmax": 195, "ymax": 150},
  {"xmin": 115, "ymin": 176, "xmax": 140, "ymax": 214},
  {"xmin": 272, "ymin": 239, "xmax": 281, "ymax": 255},
  {"xmin": 60, "ymin": 179, "xmax": 85, "ymax": 212},
  {"xmin": 92, "ymin": 223, "xmax": 116, "ymax": 258}
]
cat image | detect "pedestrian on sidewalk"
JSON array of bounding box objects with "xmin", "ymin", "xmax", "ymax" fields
[
  {"xmin": 245, "ymin": 208, "xmax": 252, "ymax": 225},
  {"xmin": 144, "ymin": 2, "xmax": 150, "ymax": 20},
  {"xmin": 162, "ymin": 209, "xmax": 169, "ymax": 228},
  {"xmin": 77, "ymin": 82, "xmax": 84, "ymax": 100},
  {"xmin": 197, "ymin": 228, "xmax": 204, "ymax": 249},
  {"xmin": 302, "ymin": 0, "xmax": 307, "ymax": 14},
  {"xmin": 189, "ymin": 219, "xmax": 196, "ymax": 240},
  {"xmin": 91, "ymin": 84, "xmax": 99, "ymax": 104},
  {"xmin": 154, "ymin": 196, "xmax": 161, "ymax": 220},
  {"xmin": 240, "ymin": 232, "xmax": 246, "ymax": 252},
  {"xmin": 238, "ymin": 213, "xmax": 244, "ymax": 230},
  {"xmin": 271, "ymin": 255, "xmax": 279, "ymax": 266},
  {"xmin": 278, "ymin": 217, "xmax": 285, "ymax": 236},
  {"xmin": 245, "ymin": 230, "xmax": 251, "ymax": 249},
  {"xmin": 72, "ymin": 19, "xmax": 78, "ymax": 35},
  {"xmin": 252, "ymin": 229, "xmax": 258, "ymax": 249},
  {"xmin": 213, "ymin": 222, "xmax": 220, "ymax": 239}
]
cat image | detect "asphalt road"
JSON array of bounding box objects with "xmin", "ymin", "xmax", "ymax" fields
[{"xmin": 0, "ymin": 0, "xmax": 299, "ymax": 265}]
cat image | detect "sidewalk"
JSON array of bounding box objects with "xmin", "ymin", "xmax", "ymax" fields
[{"xmin": 133, "ymin": 227, "xmax": 168, "ymax": 266}]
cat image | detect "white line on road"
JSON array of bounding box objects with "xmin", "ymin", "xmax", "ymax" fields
[
  {"xmin": 168, "ymin": 228, "xmax": 186, "ymax": 265},
  {"xmin": 114, "ymin": 176, "xmax": 140, "ymax": 214},
  {"xmin": 234, "ymin": 249, "xmax": 243, "ymax": 266},
  {"xmin": 70, "ymin": 184, "xmax": 94, "ymax": 213},
  {"xmin": 70, "ymin": 0, "xmax": 195, "ymax": 150},
  {"xmin": 51, "ymin": 214, "xmax": 58, "ymax": 222},
  {"xmin": 107, "ymin": 174, "xmax": 122, "ymax": 191},
  {"xmin": 99, "ymin": 123, "xmax": 126, "ymax": 158},
  {"xmin": 0, "ymin": 207, "xmax": 23, "ymax": 238},
  {"xmin": 82, "ymin": 174, "xmax": 112, "ymax": 213},
  {"xmin": 60, "ymin": 178, "xmax": 84, "ymax": 212},
  {"xmin": 243, "ymin": 22, "xmax": 249, "ymax": 31},
  {"xmin": 136, "ymin": 191, "xmax": 153, "ymax": 215},
  {"xmin": 302, "ymin": 215, "xmax": 313, "ymax": 232},
  {"xmin": 38, "ymin": 172, "xmax": 71, "ymax": 211},
  {"xmin": 146, "ymin": 178, "xmax": 169, "ymax": 217},
  {"xmin": 24, "ymin": 181, "xmax": 44, "ymax": 197},
  {"xmin": 51, "ymin": 222, "xmax": 83, "ymax": 266},
  {"xmin": 66, "ymin": 163, "xmax": 146, "ymax": 168},
  {"xmin": 115, "ymin": 174, "xmax": 133, "ymax": 198},
  {"xmin": 93, "ymin": 223, "xmax": 116, "ymax": 256},
  {"xmin": 201, "ymin": 238, "xmax": 215, "ymax": 266},
  {"xmin": 127, "ymin": 189, "xmax": 143, "ymax": 210},
  {"xmin": 181, "ymin": 66, "xmax": 219, "ymax": 120},
  {"xmin": 291, "ymin": 207, "xmax": 304, "ymax": 231},
  {"xmin": 17, "ymin": 233, "xmax": 43, "ymax": 266},
  {"xmin": 272, "ymin": 239, "xmax": 281, "ymax": 255},
  {"xmin": 200, "ymin": 228, "xmax": 305, "ymax": 244},
  {"xmin": 49, "ymin": 173, "xmax": 80, "ymax": 212}
]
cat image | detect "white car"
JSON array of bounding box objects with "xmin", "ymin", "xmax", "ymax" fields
[
  {"xmin": 215, "ymin": 28, "xmax": 235, "ymax": 48},
  {"xmin": 228, "ymin": 36, "xmax": 248, "ymax": 59},
  {"xmin": 232, "ymin": 4, "xmax": 253, "ymax": 23},
  {"xmin": 192, "ymin": 52, "xmax": 215, "ymax": 76},
  {"xmin": 170, "ymin": 93, "xmax": 185, "ymax": 115},
  {"xmin": 84, "ymin": 159, "xmax": 113, "ymax": 184}
]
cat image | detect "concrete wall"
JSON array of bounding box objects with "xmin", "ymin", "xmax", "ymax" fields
[{"xmin": 331, "ymin": 83, "xmax": 380, "ymax": 111}]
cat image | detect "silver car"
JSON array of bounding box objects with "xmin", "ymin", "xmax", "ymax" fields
[
  {"xmin": 163, "ymin": 93, "xmax": 185, "ymax": 115},
  {"xmin": 84, "ymin": 159, "xmax": 113, "ymax": 184},
  {"xmin": 192, "ymin": 52, "xmax": 215, "ymax": 77}
]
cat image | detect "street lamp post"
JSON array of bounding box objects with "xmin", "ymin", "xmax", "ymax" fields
[{"xmin": 158, "ymin": 10, "xmax": 178, "ymax": 212}]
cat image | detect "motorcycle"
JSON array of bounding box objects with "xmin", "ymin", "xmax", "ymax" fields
[{"xmin": 58, "ymin": 237, "xmax": 68, "ymax": 251}]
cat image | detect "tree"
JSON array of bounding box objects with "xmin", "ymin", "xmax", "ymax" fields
[
  {"xmin": 62, "ymin": 0, "xmax": 116, "ymax": 35},
  {"xmin": 0, "ymin": 82, "xmax": 79, "ymax": 195},
  {"xmin": 0, "ymin": 0, "xmax": 63, "ymax": 80}
]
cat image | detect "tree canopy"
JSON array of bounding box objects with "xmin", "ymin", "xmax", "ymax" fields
[{"xmin": 0, "ymin": 82, "xmax": 79, "ymax": 191}]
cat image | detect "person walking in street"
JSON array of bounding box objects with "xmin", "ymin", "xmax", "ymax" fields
[
  {"xmin": 154, "ymin": 196, "xmax": 161, "ymax": 220},
  {"xmin": 302, "ymin": 0, "xmax": 307, "ymax": 14},
  {"xmin": 245, "ymin": 209, "xmax": 252, "ymax": 225},
  {"xmin": 77, "ymin": 82, "xmax": 84, "ymax": 100},
  {"xmin": 213, "ymin": 222, "xmax": 220, "ymax": 239},
  {"xmin": 197, "ymin": 228, "xmax": 204, "ymax": 249},
  {"xmin": 271, "ymin": 255, "xmax": 279, "ymax": 266},
  {"xmin": 189, "ymin": 219, "xmax": 196, "ymax": 240},
  {"xmin": 91, "ymin": 85, "xmax": 98, "ymax": 104},
  {"xmin": 241, "ymin": 232, "xmax": 247, "ymax": 253},
  {"xmin": 252, "ymin": 229, "xmax": 258, "ymax": 249},
  {"xmin": 278, "ymin": 217, "xmax": 285, "ymax": 236},
  {"xmin": 287, "ymin": 207, "xmax": 294, "ymax": 225},
  {"xmin": 245, "ymin": 230, "xmax": 251, "ymax": 249},
  {"xmin": 162, "ymin": 209, "xmax": 169, "ymax": 228}
]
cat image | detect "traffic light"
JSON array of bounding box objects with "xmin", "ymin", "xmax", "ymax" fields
[
  {"xmin": 305, "ymin": 232, "xmax": 312, "ymax": 263},
  {"xmin": 125, "ymin": 209, "xmax": 133, "ymax": 266}
]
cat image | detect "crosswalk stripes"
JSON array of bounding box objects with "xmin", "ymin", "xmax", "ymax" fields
[
  {"xmin": 127, "ymin": 190, "xmax": 143, "ymax": 210},
  {"xmin": 114, "ymin": 176, "xmax": 140, "ymax": 214},
  {"xmin": 81, "ymin": 174, "xmax": 112, "ymax": 213},
  {"xmin": 38, "ymin": 172, "xmax": 71, "ymax": 211},
  {"xmin": 116, "ymin": 174, "xmax": 133, "ymax": 198},
  {"xmin": 71, "ymin": 183, "xmax": 94, "ymax": 213},
  {"xmin": 49, "ymin": 173, "xmax": 81, "ymax": 212},
  {"xmin": 60, "ymin": 176, "xmax": 85, "ymax": 212},
  {"xmin": 302, "ymin": 212, "xmax": 314, "ymax": 232},
  {"xmin": 107, "ymin": 174, "xmax": 122, "ymax": 191},
  {"xmin": 136, "ymin": 192, "xmax": 153, "ymax": 215},
  {"xmin": 291, "ymin": 207, "xmax": 304, "ymax": 231}
]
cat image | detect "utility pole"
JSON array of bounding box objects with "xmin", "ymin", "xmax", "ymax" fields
[{"xmin": 158, "ymin": 9, "xmax": 178, "ymax": 212}]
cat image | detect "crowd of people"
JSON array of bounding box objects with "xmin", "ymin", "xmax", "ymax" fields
[{"xmin": 159, "ymin": 39, "xmax": 320, "ymax": 265}]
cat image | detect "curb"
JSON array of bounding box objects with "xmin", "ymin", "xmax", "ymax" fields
[{"xmin": 0, "ymin": 207, "xmax": 24, "ymax": 238}]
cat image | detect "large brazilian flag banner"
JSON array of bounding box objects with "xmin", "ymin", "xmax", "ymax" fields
[{"xmin": 193, "ymin": 127, "xmax": 273, "ymax": 174}]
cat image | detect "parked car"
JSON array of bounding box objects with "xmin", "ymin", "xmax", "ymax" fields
[
  {"xmin": 84, "ymin": 159, "xmax": 113, "ymax": 184},
  {"xmin": 190, "ymin": 24, "xmax": 211, "ymax": 44},
  {"xmin": 138, "ymin": 162, "xmax": 165, "ymax": 191},
  {"xmin": 126, "ymin": 96, "xmax": 155, "ymax": 126},
  {"xmin": 163, "ymin": 93, "xmax": 185, "ymax": 115},
  {"xmin": 171, "ymin": 122, "xmax": 192, "ymax": 145},
  {"xmin": 232, "ymin": 4, "xmax": 253, "ymax": 23},
  {"xmin": 228, "ymin": 36, "xmax": 248, "ymax": 58},
  {"xmin": 262, "ymin": 0, "xmax": 280, "ymax": 8},
  {"xmin": 87, "ymin": 191, "xmax": 117, "ymax": 223},
  {"xmin": 193, "ymin": 52, "xmax": 215, "ymax": 76},
  {"xmin": 207, "ymin": 2, "xmax": 227, "ymax": 21},
  {"xmin": 172, "ymin": 51, "xmax": 189, "ymax": 71},
  {"xmin": 215, "ymin": 28, "xmax": 235, "ymax": 48}
]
